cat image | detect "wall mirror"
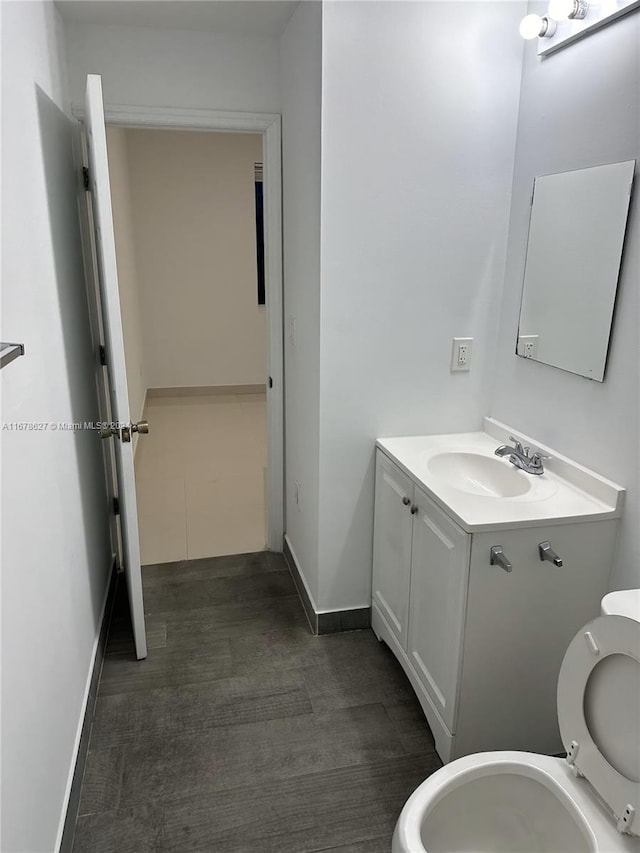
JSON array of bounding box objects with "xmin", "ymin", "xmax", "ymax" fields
[{"xmin": 516, "ymin": 159, "xmax": 635, "ymax": 381}]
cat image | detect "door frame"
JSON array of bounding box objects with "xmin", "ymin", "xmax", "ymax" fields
[{"xmin": 72, "ymin": 102, "xmax": 284, "ymax": 551}]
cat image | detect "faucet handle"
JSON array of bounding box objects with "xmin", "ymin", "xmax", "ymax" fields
[
  {"xmin": 509, "ymin": 435, "xmax": 524, "ymax": 454},
  {"xmin": 531, "ymin": 451, "xmax": 550, "ymax": 463},
  {"xmin": 528, "ymin": 451, "xmax": 551, "ymax": 474}
]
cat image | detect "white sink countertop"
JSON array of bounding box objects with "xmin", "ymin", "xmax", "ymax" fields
[{"xmin": 376, "ymin": 417, "xmax": 625, "ymax": 533}]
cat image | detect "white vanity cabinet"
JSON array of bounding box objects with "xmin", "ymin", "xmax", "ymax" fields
[
  {"xmin": 405, "ymin": 493, "xmax": 470, "ymax": 734},
  {"xmin": 373, "ymin": 457, "xmax": 470, "ymax": 731},
  {"xmin": 371, "ymin": 443, "xmax": 621, "ymax": 764},
  {"xmin": 372, "ymin": 453, "xmax": 414, "ymax": 649}
]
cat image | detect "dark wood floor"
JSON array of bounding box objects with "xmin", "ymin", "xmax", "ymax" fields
[{"xmin": 72, "ymin": 552, "xmax": 441, "ymax": 853}]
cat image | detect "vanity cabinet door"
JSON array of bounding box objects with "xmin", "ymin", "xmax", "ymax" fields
[
  {"xmin": 372, "ymin": 451, "xmax": 414, "ymax": 650},
  {"xmin": 407, "ymin": 487, "xmax": 470, "ymax": 732},
  {"xmin": 453, "ymin": 522, "xmax": 618, "ymax": 756}
]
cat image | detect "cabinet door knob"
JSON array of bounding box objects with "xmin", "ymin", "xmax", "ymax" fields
[
  {"xmin": 402, "ymin": 496, "xmax": 411, "ymax": 506},
  {"xmin": 490, "ymin": 545, "xmax": 512, "ymax": 573},
  {"xmin": 410, "ymin": 504, "xmax": 419, "ymax": 515},
  {"xmin": 538, "ymin": 541, "xmax": 563, "ymax": 567}
]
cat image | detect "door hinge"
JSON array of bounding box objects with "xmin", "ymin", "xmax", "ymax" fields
[
  {"xmin": 83, "ymin": 166, "xmax": 90, "ymax": 191},
  {"xmin": 99, "ymin": 345, "xmax": 107, "ymax": 366},
  {"xmin": 113, "ymin": 497, "xmax": 120, "ymax": 516},
  {"xmin": 268, "ymin": 376, "xmax": 273, "ymax": 388}
]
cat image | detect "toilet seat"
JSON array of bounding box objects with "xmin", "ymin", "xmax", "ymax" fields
[{"xmin": 557, "ymin": 614, "xmax": 640, "ymax": 837}]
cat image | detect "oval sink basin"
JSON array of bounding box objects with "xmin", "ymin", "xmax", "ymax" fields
[{"xmin": 427, "ymin": 452, "xmax": 532, "ymax": 498}]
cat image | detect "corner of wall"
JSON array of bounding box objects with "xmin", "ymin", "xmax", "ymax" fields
[{"xmin": 280, "ymin": 0, "xmax": 323, "ymax": 605}]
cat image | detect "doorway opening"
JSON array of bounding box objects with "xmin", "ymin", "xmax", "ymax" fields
[{"xmin": 99, "ymin": 111, "xmax": 283, "ymax": 565}]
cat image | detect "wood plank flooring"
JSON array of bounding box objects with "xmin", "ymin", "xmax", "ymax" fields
[{"xmin": 72, "ymin": 552, "xmax": 441, "ymax": 852}]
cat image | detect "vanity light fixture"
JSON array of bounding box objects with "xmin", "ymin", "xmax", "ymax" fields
[
  {"xmin": 519, "ymin": 13, "xmax": 557, "ymax": 39},
  {"xmin": 548, "ymin": 0, "xmax": 589, "ymax": 20},
  {"xmin": 522, "ymin": 0, "xmax": 639, "ymax": 55}
]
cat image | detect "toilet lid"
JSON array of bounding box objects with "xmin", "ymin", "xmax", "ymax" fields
[{"xmin": 557, "ymin": 614, "xmax": 640, "ymax": 837}]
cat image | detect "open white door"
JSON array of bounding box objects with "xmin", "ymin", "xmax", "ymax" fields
[{"xmin": 84, "ymin": 74, "xmax": 147, "ymax": 660}]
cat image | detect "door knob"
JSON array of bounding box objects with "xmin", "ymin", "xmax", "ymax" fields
[{"xmin": 99, "ymin": 421, "xmax": 148, "ymax": 441}]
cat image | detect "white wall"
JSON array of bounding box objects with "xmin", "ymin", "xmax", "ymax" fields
[
  {"xmin": 106, "ymin": 126, "xmax": 148, "ymax": 421},
  {"xmin": 55, "ymin": 2, "xmax": 638, "ymax": 626},
  {"xmin": 489, "ymin": 4, "xmax": 640, "ymax": 592},
  {"xmin": 280, "ymin": 2, "xmax": 323, "ymax": 604},
  {"xmin": 316, "ymin": 1, "xmax": 525, "ymax": 611},
  {"xmin": 121, "ymin": 129, "xmax": 265, "ymax": 389},
  {"xmin": 65, "ymin": 22, "xmax": 280, "ymax": 113},
  {"xmin": 0, "ymin": 3, "xmax": 112, "ymax": 851}
]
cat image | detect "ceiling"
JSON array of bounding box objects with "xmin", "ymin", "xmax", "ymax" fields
[{"xmin": 55, "ymin": 0, "xmax": 300, "ymax": 36}]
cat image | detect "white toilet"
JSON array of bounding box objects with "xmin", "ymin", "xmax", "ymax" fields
[{"xmin": 393, "ymin": 589, "xmax": 640, "ymax": 852}]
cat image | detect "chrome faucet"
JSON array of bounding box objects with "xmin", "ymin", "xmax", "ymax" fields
[{"xmin": 495, "ymin": 436, "xmax": 548, "ymax": 475}]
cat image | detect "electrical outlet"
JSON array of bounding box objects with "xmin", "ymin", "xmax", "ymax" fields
[
  {"xmin": 517, "ymin": 334, "xmax": 539, "ymax": 359},
  {"xmin": 451, "ymin": 337, "xmax": 473, "ymax": 372}
]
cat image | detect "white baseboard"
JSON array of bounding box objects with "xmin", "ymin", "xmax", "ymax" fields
[{"xmin": 146, "ymin": 384, "xmax": 266, "ymax": 398}]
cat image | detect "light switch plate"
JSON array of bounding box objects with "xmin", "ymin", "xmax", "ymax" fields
[{"xmin": 451, "ymin": 337, "xmax": 473, "ymax": 372}]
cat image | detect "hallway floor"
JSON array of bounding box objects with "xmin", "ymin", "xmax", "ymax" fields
[
  {"xmin": 134, "ymin": 392, "xmax": 267, "ymax": 565},
  {"xmin": 71, "ymin": 553, "xmax": 441, "ymax": 853}
]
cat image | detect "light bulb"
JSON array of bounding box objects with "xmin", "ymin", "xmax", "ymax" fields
[
  {"xmin": 520, "ymin": 13, "xmax": 544, "ymax": 38},
  {"xmin": 519, "ymin": 13, "xmax": 557, "ymax": 39},
  {"xmin": 548, "ymin": 0, "xmax": 588, "ymax": 19},
  {"xmin": 548, "ymin": 0, "xmax": 574, "ymax": 19}
]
